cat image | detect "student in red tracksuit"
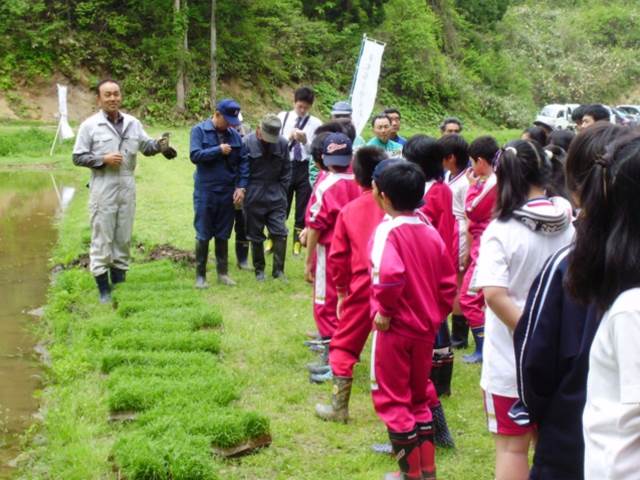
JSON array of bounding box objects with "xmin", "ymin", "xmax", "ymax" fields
[
  {"xmin": 370, "ymin": 161, "xmax": 457, "ymax": 480},
  {"xmin": 313, "ymin": 146, "xmax": 387, "ymax": 421},
  {"xmin": 304, "ymin": 132, "xmax": 361, "ymax": 342},
  {"xmin": 459, "ymin": 136, "xmax": 500, "ymax": 364},
  {"xmin": 403, "ymin": 135, "xmax": 456, "ymax": 266},
  {"xmin": 403, "ymin": 135, "xmax": 458, "ymax": 448}
]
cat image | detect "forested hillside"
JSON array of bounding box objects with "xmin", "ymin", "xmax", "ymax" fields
[{"xmin": 1, "ymin": 0, "xmax": 639, "ymax": 127}]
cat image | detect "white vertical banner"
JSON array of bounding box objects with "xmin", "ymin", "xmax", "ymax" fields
[
  {"xmin": 57, "ymin": 84, "xmax": 74, "ymax": 140},
  {"xmin": 349, "ymin": 35, "xmax": 386, "ymax": 136}
]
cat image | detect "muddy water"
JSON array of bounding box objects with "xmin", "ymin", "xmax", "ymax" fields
[{"xmin": 0, "ymin": 172, "xmax": 66, "ymax": 478}]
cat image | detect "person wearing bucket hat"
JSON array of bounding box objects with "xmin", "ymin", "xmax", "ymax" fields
[
  {"xmin": 242, "ymin": 114, "xmax": 292, "ymax": 281},
  {"xmin": 305, "ymin": 132, "xmax": 360, "ymax": 349},
  {"xmin": 331, "ymin": 100, "xmax": 366, "ymax": 149},
  {"xmin": 190, "ymin": 98, "xmax": 250, "ymax": 288}
]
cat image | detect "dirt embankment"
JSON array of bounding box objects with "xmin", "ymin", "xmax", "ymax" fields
[
  {"xmin": 0, "ymin": 75, "xmax": 290, "ymax": 124},
  {"xmin": 0, "ymin": 74, "xmax": 96, "ymax": 122}
]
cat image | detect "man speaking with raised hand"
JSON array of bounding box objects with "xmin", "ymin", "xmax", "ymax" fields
[{"xmin": 73, "ymin": 78, "xmax": 176, "ymax": 303}]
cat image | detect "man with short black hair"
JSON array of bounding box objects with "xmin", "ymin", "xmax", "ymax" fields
[
  {"xmin": 278, "ymin": 86, "xmax": 322, "ymax": 256},
  {"xmin": 243, "ymin": 114, "xmax": 291, "ymax": 281},
  {"xmin": 571, "ymin": 105, "xmax": 586, "ymax": 132},
  {"xmin": 581, "ymin": 104, "xmax": 610, "ymax": 129},
  {"xmin": 73, "ymin": 79, "xmax": 176, "ymax": 303},
  {"xmin": 190, "ymin": 98, "xmax": 250, "ymax": 288},
  {"xmin": 367, "ymin": 114, "xmax": 402, "ymax": 155},
  {"xmin": 440, "ymin": 117, "xmax": 463, "ymax": 136},
  {"xmin": 383, "ymin": 108, "xmax": 406, "ymax": 145}
]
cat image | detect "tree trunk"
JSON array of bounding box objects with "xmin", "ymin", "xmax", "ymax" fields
[
  {"xmin": 209, "ymin": 0, "xmax": 217, "ymax": 109},
  {"xmin": 174, "ymin": 0, "xmax": 187, "ymax": 113},
  {"xmin": 427, "ymin": 0, "xmax": 458, "ymax": 55}
]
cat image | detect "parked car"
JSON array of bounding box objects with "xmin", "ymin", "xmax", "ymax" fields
[
  {"xmin": 535, "ymin": 103, "xmax": 581, "ymax": 130},
  {"xmin": 605, "ymin": 106, "xmax": 635, "ymax": 127},
  {"xmin": 616, "ymin": 105, "xmax": 640, "ymax": 121}
]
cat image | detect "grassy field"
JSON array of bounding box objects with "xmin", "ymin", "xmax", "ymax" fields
[{"xmin": 0, "ymin": 120, "xmax": 523, "ymax": 479}]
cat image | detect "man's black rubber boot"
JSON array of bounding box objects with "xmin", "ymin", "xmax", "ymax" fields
[
  {"xmin": 252, "ymin": 241, "xmax": 266, "ymax": 281},
  {"xmin": 451, "ymin": 314, "xmax": 469, "ymax": 349},
  {"xmin": 236, "ymin": 240, "xmax": 251, "ymax": 270},
  {"xmin": 95, "ymin": 273, "xmax": 111, "ymax": 304},
  {"xmin": 195, "ymin": 239, "xmax": 209, "ymax": 289},
  {"xmin": 271, "ymin": 235, "xmax": 287, "ymax": 279},
  {"xmin": 110, "ymin": 267, "xmax": 126, "ymax": 285},
  {"xmin": 215, "ymin": 238, "xmax": 236, "ymax": 285}
]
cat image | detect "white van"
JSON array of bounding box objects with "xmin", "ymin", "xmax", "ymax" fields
[{"xmin": 536, "ymin": 104, "xmax": 581, "ymax": 130}]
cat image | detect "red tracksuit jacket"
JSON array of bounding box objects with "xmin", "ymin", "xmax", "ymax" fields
[
  {"xmin": 420, "ymin": 180, "xmax": 456, "ymax": 269},
  {"xmin": 370, "ymin": 213, "xmax": 457, "ymax": 339}
]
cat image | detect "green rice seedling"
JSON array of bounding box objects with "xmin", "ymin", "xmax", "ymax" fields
[
  {"xmin": 112, "ymin": 285, "xmax": 195, "ymax": 305},
  {"xmin": 136, "ymin": 404, "xmax": 270, "ymax": 449},
  {"xmin": 124, "ymin": 261, "xmax": 184, "ymax": 284},
  {"xmin": 108, "ymin": 362, "xmax": 229, "ymax": 381},
  {"xmin": 108, "ymin": 330, "xmax": 220, "ymax": 353},
  {"xmin": 87, "ymin": 316, "xmax": 194, "ymax": 340},
  {"xmin": 112, "ymin": 431, "xmax": 170, "ymax": 480},
  {"xmin": 100, "ymin": 350, "xmax": 215, "ymax": 374},
  {"xmin": 107, "ymin": 375, "xmax": 238, "ymax": 412},
  {"xmin": 126, "ymin": 306, "xmax": 222, "ymax": 330},
  {"xmin": 117, "ymin": 297, "xmax": 201, "ymax": 317},
  {"xmin": 113, "ymin": 429, "xmax": 217, "ymax": 480}
]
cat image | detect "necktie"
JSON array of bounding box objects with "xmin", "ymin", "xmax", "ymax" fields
[{"xmin": 293, "ymin": 116, "xmax": 303, "ymax": 161}]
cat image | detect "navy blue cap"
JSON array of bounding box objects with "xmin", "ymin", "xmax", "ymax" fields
[
  {"xmin": 322, "ymin": 132, "xmax": 353, "ymax": 167},
  {"xmin": 216, "ymin": 98, "xmax": 241, "ymax": 126},
  {"xmin": 372, "ymin": 157, "xmax": 403, "ymax": 183}
]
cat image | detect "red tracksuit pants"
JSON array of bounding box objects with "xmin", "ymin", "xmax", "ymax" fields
[
  {"xmin": 459, "ymin": 255, "xmax": 485, "ymax": 329},
  {"xmin": 313, "ymin": 244, "xmax": 338, "ymax": 338},
  {"xmin": 329, "ymin": 274, "xmax": 371, "ymax": 377},
  {"xmin": 371, "ymin": 330, "xmax": 434, "ymax": 433}
]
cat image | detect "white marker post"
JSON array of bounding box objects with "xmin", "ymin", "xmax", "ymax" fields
[
  {"xmin": 49, "ymin": 84, "xmax": 74, "ymax": 156},
  {"xmin": 349, "ymin": 35, "xmax": 386, "ymax": 137}
]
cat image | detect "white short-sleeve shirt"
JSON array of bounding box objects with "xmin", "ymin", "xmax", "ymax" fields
[
  {"xmin": 475, "ymin": 218, "xmax": 574, "ymax": 397},
  {"xmin": 583, "ymin": 288, "xmax": 640, "ymax": 479}
]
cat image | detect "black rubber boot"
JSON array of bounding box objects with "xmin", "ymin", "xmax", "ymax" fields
[
  {"xmin": 110, "ymin": 267, "xmax": 126, "ymax": 285},
  {"xmin": 251, "ymin": 241, "xmax": 266, "ymax": 281},
  {"xmin": 236, "ymin": 240, "xmax": 251, "ymax": 270},
  {"xmin": 215, "ymin": 238, "xmax": 236, "ymax": 286},
  {"xmin": 95, "ymin": 272, "xmax": 111, "ymax": 304},
  {"xmin": 450, "ymin": 314, "xmax": 469, "ymax": 349},
  {"xmin": 195, "ymin": 239, "xmax": 209, "ymax": 289},
  {"xmin": 271, "ymin": 235, "xmax": 287, "ymax": 279},
  {"xmin": 431, "ymin": 350, "xmax": 454, "ymax": 397},
  {"xmin": 385, "ymin": 429, "xmax": 422, "ymax": 480},
  {"xmin": 432, "ymin": 403, "xmax": 455, "ymax": 449}
]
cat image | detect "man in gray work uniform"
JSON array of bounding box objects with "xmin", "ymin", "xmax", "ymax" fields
[{"xmin": 72, "ymin": 79, "xmax": 176, "ymax": 303}]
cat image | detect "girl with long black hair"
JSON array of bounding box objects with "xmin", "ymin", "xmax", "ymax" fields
[
  {"xmin": 474, "ymin": 140, "xmax": 575, "ymax": 479},
  {"xmin": 514, "ymin": 123, "xmax": 626, "ymax": 479},
  {"xmin": 566, "ymin": 132, "xmax": 640, "ymax": 479}
]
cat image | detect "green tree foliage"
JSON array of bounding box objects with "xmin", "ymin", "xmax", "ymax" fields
[
  {"xmin": 302, "ymin": 0, "xmax": 388, "ymax": 29},
  {"xmin": 455, "ymin": 0, "xmax": 511, "ymax": 27},
  {"xmin": 0, "ymin": 0, "xmax": 638, "ymax": 127}
]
